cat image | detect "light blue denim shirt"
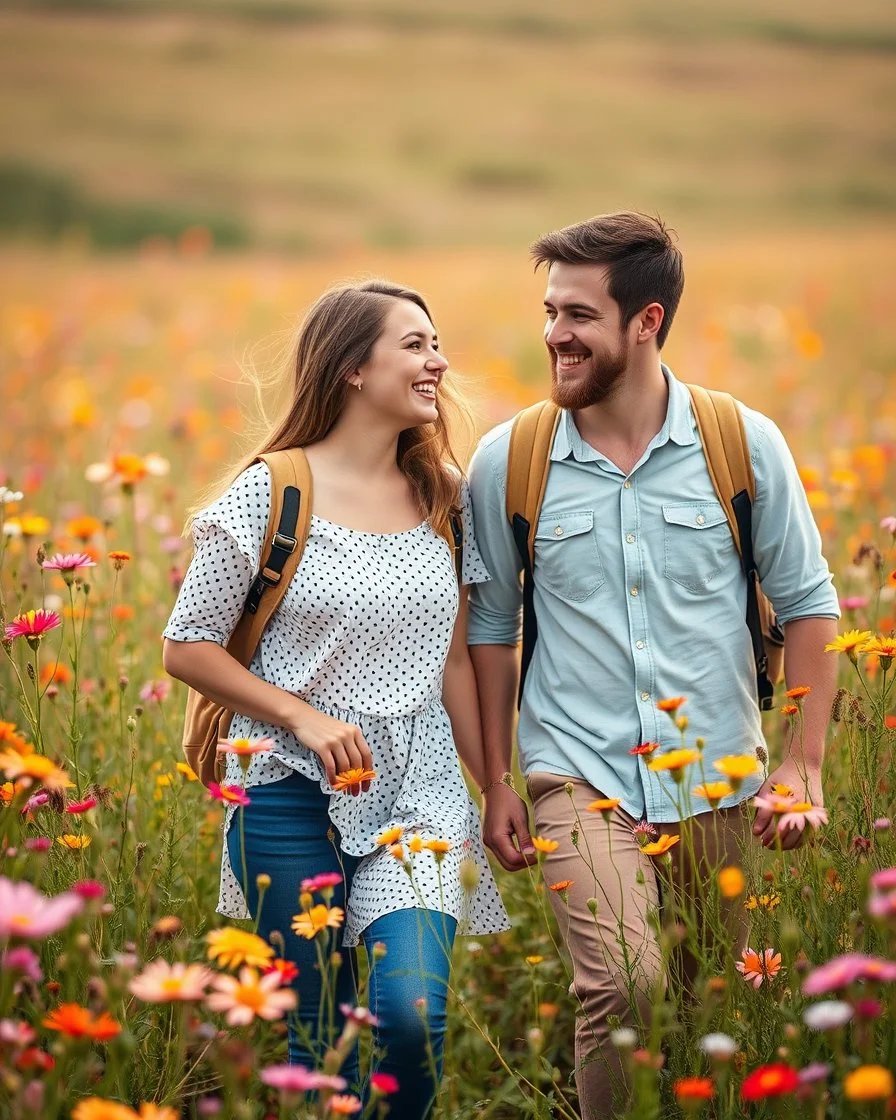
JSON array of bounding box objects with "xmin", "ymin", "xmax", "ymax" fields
[{"xmin": 467, "ymin": 367, "xmax": 840, "ymax": 823}]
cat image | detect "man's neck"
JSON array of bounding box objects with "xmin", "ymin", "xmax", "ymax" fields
[{"xmin": 572, "ymin": 360, "xmax": 669, "ymax": 454}]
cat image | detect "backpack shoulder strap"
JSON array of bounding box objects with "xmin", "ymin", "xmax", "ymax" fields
[
  {"xmin": 226, "ymin": 448, "xmax": 312, "ymax": 666},
  {"xmin": 505, "ymin": 400, "xmax": 562, "ymax": 567},
  {"xmin": 449, "ymin": 511, "xmax": 464, "ymax": 584},
  {"xmin": 686, "ymin": 384, "xmax": 754, "ymax": 557}
]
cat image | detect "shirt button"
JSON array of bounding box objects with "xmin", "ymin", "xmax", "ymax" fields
[
  {"xmin": 626, "ymin": 533, "xmax": 636, "ymax": 544},
  {"xmin": 636, "ymin": 640, "xmax": 645, "ymax": 649},
  {"xmin": 640, "ymin": 690, "xmax": 650, "ymax": 702},
  {"xmin": 630, "ymin": 586, "xmax": 639, "ymax": 597},
  {"xmin": 623, "ymin": 480, "xmax": 632, "ymax": 489},
  {"xmin": 554, "ymin": 526, "xmax": 564, "ymax": 536},
  {"xmin": 696, "ymin": 514, "xmax": 705, "ymax": 525}
]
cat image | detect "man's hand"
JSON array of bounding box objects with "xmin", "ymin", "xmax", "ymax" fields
[
  {"xmin": 752, "ymin": 758, "xmax": 824, "ymax": 851},
  {"xmin": 482, "ymin": 784, "xmax": 537, "ymax": 871}
]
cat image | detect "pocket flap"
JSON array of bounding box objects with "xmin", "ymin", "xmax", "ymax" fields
[
  {"xmin": 535, "ymin": 510, "xmax": 594, "ymax": 541},
  {"xmin": 662, "ymin": 502, "xmax": 728, "ymax": 530}
]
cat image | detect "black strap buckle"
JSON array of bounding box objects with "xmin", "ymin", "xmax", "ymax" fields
[{"xmin": 273, "ymin": 531, "xmax": 297, "ymax": 554}]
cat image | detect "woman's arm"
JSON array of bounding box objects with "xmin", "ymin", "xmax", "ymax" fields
[
  {"xmin": 441, "ymin": 588, "xmax": 487, "ymax": 791},
  {"xmin": 162, "ymin": 639, "xmax": 373, "ymax": 789}
]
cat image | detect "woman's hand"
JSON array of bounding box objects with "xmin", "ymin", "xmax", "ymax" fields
[{"xmin": 285, "ymin": 697, "xmax": 373, "ymax": 793}]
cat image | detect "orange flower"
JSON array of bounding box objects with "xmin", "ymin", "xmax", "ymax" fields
[
  {"xmin": 0, "ymin": 751, "xmax": 73, "ymax": 792},
  {"xmin": 327, "ymin": 1095, "xmax": 362, "ymax": 1115},
  {"xmin": 388, "ymin": 843, "xmax": 405, "ymax": 862},
  {"xmin": 112, "ymin": 604, "xmax": 135, "ymax": 622},
  {"xmin": 780, "ymin": 704, "xmax": 799, "ymax": 716},
  {"xmin": 693, "ymin": 782, "xmax": 734, "ymax": 807},
  {"xmin": 331, "ymin": 767, "xmax": 377, "ymax": 794},
  {"xmin": 67, "ymin": 515, "xmax": 104, "ymax": 543},
  {"xmin": 57, "ymin": 834, "xmax": 91, "ymax": 850},
  {"xmin": 587, "ymin": 797, "xmax": 621, "ymax": 817},
  {"xmin": 674, "ymin": 1077, "xmax": 714, "ymax": 1102},
  {"xmin": 422, "ymin": 838, "xmax": 452, "ymax": 857},
  {"xmin": 785, "ymin": 686, "xmax": 811, "ymax": 700},
  {"xmin": 408, "ymin": 834, "xmax": 423, "ymax": 853},
  {"xmin": 71, "ymin": 1100, "xmax": 137, "ymax": 1120},
  {"xmin": 657, "ymin": 696, "xmax": 687, "ymax": 713},
  {"xmin": 43, "ymin": 1003, "xmax": 121, "ymax": 1040},
  {"xmin": 713, "ymin": 755, "xmax": 760, "ymax": 790},
  {"xmin": 736, "ymin": 947, "xmax": 782, "ymax": 988},
  {"xmin": 375, "ymin": 826, "xmax": 403, "ymax": 846},
  {"xmin": 40, "ymin": 662, "xmax": 73, "ymax": 686},
  {"xmin": 718, "ymin": 867, "xmax": 745, "ymax": 898},
  {"xmin": 550, "ymin": 880, "xmax": 573, "ymax": 893},
  {"xmin": 647, "ymin": 749, "xmax": 701, "ymax": 782},
  {"xmin": 291, "ymin": 905, "xmax": 345, "ymax": 939},
  {"xmin": 108, "ymin": 550, "xmax": 131, "ymax": 570},
  {"xmin": 641, "ymin": 834, "xmax": 680, "ymax": 857}
]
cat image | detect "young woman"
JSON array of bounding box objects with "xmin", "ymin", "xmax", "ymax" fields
[{"xmin": 161, "ymin": 280, "xmax": 509, "ymax": 1118}]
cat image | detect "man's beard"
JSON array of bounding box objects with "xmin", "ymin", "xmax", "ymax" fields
[{"xmin": 550, "ymin": 340, "xmax": 628, "ymax": 410}]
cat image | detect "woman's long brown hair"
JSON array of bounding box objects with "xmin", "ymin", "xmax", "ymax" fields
[{"xmin": 186, "ymin": 280, "xmax": 474, "ymax": 541}]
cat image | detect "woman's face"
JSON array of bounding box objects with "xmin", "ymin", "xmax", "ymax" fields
[{"xmin": 352, "ymin": 299, "xmax": 448, "ymax": 428}]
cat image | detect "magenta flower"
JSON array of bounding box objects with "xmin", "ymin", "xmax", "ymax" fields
[
  {"xmin": 260, "ymin": 1064, "xmax": 347, "ymax": 1092},
  {"xmin": 371, "ymin": 1072, "xmax": 400, "ymax": 1095},
  {"xmin": 0, "ymin": 877, "xmax": 84, "ymax": 940},
  {"xmin": 802, "ymin": 953, "xmax": 896, "ymax": 995},
  {"xmin": 870, "ymin": 868, "xmax": 896, "ymax": 891},
  {"xmin": 339, "ymin": 1003, "xmax": 379, "ymax": 1027},
  {"xmin": 4, "ymin": 609, "xmax": 62, "ymax": 646},
  {"xmin": 65, "ymin": 797, "xmax": 98, "ymax": 814},
  {"xmin": 208, "ymin": 783, "xmax": 251, "ymax": 807},
  {"xmin": 24, "ymin": 837, "xmax": 51, "ymax": 853},
  {"xmin": 301, "ymin": 872, "xmax": 343, "ymax": 893},
  {"xmin": 2, "ymin": 945, "xmax": 43, "ymax": 983},
  {"xmin": 71, "ymin": 880, "xmax": 106, "ymax": 901},
  {"xmin": 868, "ymin": 893, "xmax": 896, "ymax": 920}
]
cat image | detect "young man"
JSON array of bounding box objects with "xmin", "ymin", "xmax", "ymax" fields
[{"xmin": 467, "ymin": 212, "xmax": 839, "ymax": 1118}]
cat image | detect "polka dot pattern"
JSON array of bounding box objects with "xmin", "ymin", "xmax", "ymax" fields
[{"xmin": 163, "ymin": 462, "xmax": 510, "ymax": 945}]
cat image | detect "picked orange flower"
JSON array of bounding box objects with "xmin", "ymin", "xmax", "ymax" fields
[
  {"xmin": 656, "ymin": 696, "xmax": 687, "ymax": 713},
  {"xmin": 332, "ymin": 767, "xmax": 377, "ymax": 794},
  {"xmin": 532, "ymin": 836, "xmax": 559, "ymax": 854}
]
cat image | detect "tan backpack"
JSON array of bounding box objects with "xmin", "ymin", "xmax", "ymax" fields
[
  {"xmin": 505, "ymin": 385, "xmax": 784, "ymax": 710},
  {"xmin": 181, "ymin": 448, "xmax": 313, "ymax": 787}
]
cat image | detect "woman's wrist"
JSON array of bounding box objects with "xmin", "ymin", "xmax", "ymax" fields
[{"xmin": 479, "ymin": 771, "xmax": 517, "ymax": 796}]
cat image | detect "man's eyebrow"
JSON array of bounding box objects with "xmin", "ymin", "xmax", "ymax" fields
[{"xmin": 544, "ymin": 300, "xmax": 600, "ymax": 315}]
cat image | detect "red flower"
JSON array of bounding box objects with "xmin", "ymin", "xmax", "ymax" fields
[
  {"xmin": 674, "ymin": 1077, "xmax": 714, "ymax": 1101},
  {"xmin": 741, "ymin": 1063, "xmax": 800, "ymax": 1101},
  {"xmin": 65, "ymin": 797, "xmax": 98, "ymax": 814},
  {"xmin": 264, "ymin": 958, "xmax": 299, "ymax": 984},
  {"xmin": 630, "ymin": 742, "xmax": 660, "ymax": 756},
  {"xmin": 371, "ymin": 1072, "xmax": 400, "ymax": 1095}
]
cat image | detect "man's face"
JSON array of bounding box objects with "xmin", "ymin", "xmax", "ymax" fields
[{"xmin": 543, "ymin": 262, "xmax": 630, "ymax": 410}]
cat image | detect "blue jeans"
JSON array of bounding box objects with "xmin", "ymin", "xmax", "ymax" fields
[{"xmin": 226, "ymin": 771, "xmax": 456, "ymax": 1119}]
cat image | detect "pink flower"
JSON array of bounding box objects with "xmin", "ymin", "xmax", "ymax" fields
[
  {"xmin": 873, "ymin": 818, "xmax": 891, "ymax": 831},
  {"xmin": 71, "ymin": 880, "xmax": 106, "ymax": 901},
  {"xmin": 839, "ymin": 596, "xmax": 869, "ymax": 610},
  {"xmin": 870, "ymin": 868, "xmax": 896, "ymax": 891},
  {"xmin": 339, "ymin": 1003, "xmax": 379, "ymax": 1027},
  {"xmin": 868, "ymin": 893, "xmax": 896, "ymax": 920},
  {"xmin": 139, "ymin": 680, "xmax": 171, "ymax": 704},
  {"xmin": 2, "ymin": 946, "xmax": 43, "ymax": 983},
  {"xmin": 65, "ymin": 797, "xmax": 98, "ymax": 814},
  {"xmin": 215, "ymin": 736, "xmax": 274, "ymax": 757},
  {"xmin": 23, "ymin": 793, "xmax": 50, "ymax": 814},
  {"xmin": 130, "ymin": 960, "xmax": 213, "ymax": 1003},
  {"xmin": 208, "ymin": 783, "xmax": 251, "ymax": 808},
  {"xmin": 4, "ymin": 610, "xmax": 62, "ymax": 644},
  {"xmin": 777, "ymin": 803, "xmax": 828, "ymax": 833},
  {"xmin": 24, "ymin": 837, "xmax": 51, "ymax": 853},
  {"xmin": 206, "ymin": 968, "xmax": 297, "ymax": 1025},
  {"xmin": 260, "ymin": 1064, "xmax": 347, "ymax": 1093},
  {"xmin": 0, "ymin": 877, "xmax": 84, "ymax": 940},
  {"xmin": 0, "ymin": 1019, "xmax": 37, "ymax": 1047},
  {"xmin": 802, "ymin": 953, "xmax": 896, "ymax": 996},
  {"xmin": 880, "ymin": 515, "xmax": 896, "ymax": 535},
  {"xmin": 371, "ymin": 1072, "xmax": 400, "ymax": 1095},
  {"xmin": 301, "ymin": 872, "xmax": 343, "ymax": 893},
  {"xmin": 42, "ymin": 553, "xmax": 96, "ymax": 574}
]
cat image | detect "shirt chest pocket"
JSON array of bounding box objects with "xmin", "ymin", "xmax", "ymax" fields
[
  {"xmin": 534, "ymin": 510, "xmax": 605, "ymax": 602},
  {"xmin": 662, "ymin": 501, "xmax": 736, "ymax": 592}
]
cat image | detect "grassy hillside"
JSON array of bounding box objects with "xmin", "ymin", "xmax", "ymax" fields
[{"xmin": 1, "ymin": 0, "xmax": 895, "ymax": 249}]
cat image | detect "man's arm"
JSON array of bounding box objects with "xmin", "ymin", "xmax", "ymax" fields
[
  {"xmin": 751, "ymin": 616, "xmax": 838, "ymax": 849},
  {"xmin": 467, "ymin": 431, "xmax": 536, "ymax": 871},
  {"xmin": 745, "ymin": 410, "xmax": 840, "ymax": 849}
]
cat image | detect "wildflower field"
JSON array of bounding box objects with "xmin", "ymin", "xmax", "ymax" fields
[{"xmin": 1, "ymin": 231, "xmax": 895, "ymax": 1118}]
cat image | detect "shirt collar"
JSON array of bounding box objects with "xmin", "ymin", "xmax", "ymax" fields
[{"xmin": 550, "ymin": 363, "xmax": 697, "ymax": 462}]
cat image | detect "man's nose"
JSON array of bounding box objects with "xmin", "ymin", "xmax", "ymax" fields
[{"xmin": 545, "ymin": 318, "xmax": 572, "ymax": 347}]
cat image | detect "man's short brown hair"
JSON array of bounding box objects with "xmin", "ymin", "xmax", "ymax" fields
[{"xmin": 531, "ymin": 211, "xmax": 684, "ymax": 349}]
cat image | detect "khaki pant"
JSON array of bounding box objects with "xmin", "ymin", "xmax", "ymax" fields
[{"xmin": 527, "ymin": 772, "xmax": 751, "ymax": 1120}]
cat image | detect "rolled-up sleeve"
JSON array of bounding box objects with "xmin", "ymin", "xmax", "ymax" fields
[
  {"xmin": 467, "ymin": 426, "xmax": 524, "ymax": 645},
  {"xmin": 747, "ymin": 410, "xmax": 840, "ymax": 624}
]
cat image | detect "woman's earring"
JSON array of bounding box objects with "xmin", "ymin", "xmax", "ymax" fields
[{"xmin": 356, "ymin": 380, "xmax": 363, "ymax": 391}]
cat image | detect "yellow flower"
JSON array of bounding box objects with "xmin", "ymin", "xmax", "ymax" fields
[
  {"xmin": 422, "ymin": 838, "xmax": 452, "ymax": 856},
  {"xmin": 206, "ymin": 927, "xmax": 274, "ymax": 970},
  {"xmin": 693, "ymin": 782, "xmax": 734, "ymax": 806},
  {"xmin": 175, "ymin": 762, "xmax": 199, "ymax": 781},
  {"xmin": 291, "ymin": 904, "xmax": 345, "ymax": 940},
  {"xmin": 0, "ymin": 751, "xmax": 73, "ymax": 792},
  {"xmin": 824, "ymin": 629, "xmax": 873, "ymax": 663},
  {"xmin": 744, "ymin": 894, "xmax": 781, "ymax": 911},
  {"xmin": 408, "ymin": 835, "xmax": 423, "ymax": 853},
  {"xmin": 525, "ymin": 955, "xmax": 545, "ymax": 965},
  {"xmin": 712, "ymin": 755, "xmax": 760, "ymax": 790},
  {"xmin": 647, "ymin": 750, "xmax": 702, "ymax": 783},
  {"xmin": 718, "ymin": 867, "xmax": 745, "ymax": 898},
  {"xmin": 587, "ymin": 797, "xmax": 621, "ymax": 817},
  {"xmin": 532, "ymin": 836, "xmax": 559, "ymax": 853},
  {"xmin": 861, "ymin": 635, "xmax": 896, "ymax": 667},
  {"xmin": 641, "ymin": 834, "xmax": 680, "ymax": 857},
  {"xmin": 843, "ymin": 1065, "xmax": 895, "ymax": 1101},
  {"xmin": 57, "ymin": 834, "xmax": 91, "ymax": 850},
  {"xmin": 388, "ymin": 843, "xmax": 405, "ymax": 862},
  {"xmin": 375, "ymin": 826, "xmax": 404, "ymax": 846}
]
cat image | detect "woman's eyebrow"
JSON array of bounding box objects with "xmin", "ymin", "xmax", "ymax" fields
[{"xmin": 401, "ymin": 330, "xmax": 439, "ymax": 343}]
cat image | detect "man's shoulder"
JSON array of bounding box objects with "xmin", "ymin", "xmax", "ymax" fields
[{"xmin": 472, "ymin": 416, "xmax": 516, "ymax": 469}]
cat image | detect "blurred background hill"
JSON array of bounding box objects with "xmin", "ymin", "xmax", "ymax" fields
[{"xmin": 1, "ymin": 0, "xmax": 895, "ymax": 251}]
